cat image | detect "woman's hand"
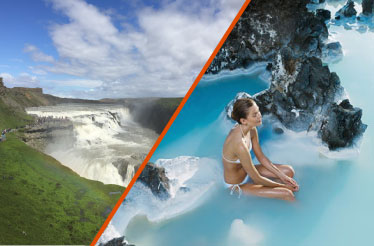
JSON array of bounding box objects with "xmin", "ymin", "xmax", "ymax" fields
[{"xmin": 280, "ymin": 175, "xmax": 299, "ymax": 192}]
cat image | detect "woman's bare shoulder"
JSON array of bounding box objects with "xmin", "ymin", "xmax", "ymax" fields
[{"xmin": 224, "ymin": 128, "xmax": 243, "ymax": 148}]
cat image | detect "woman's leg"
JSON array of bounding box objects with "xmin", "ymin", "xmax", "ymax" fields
[
  {"xmin": 240, "ymin": 183, "xmax": 295, "ymax": 201},
  {"xmin": 255, "ymin": 164, "xmax": 295, "ymax": 178}
]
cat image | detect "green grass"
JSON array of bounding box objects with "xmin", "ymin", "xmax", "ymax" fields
[
  {"xmin": 0, "ymin": 133, "xmax": 124, "ymax": 244},
  {"xmin": 0, "ymin": 99, "xmax": 34, "ymax": 129},
  {"xmin": 155, "ymin": 97, "xmax": 182, "ymax": 111}
]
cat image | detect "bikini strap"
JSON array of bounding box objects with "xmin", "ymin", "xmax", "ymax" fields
[{"xmin": 230, "ymin": 184, "xmax": 242, "ymax": 198}]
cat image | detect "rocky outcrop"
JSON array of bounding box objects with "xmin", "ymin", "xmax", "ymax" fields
[
  {"xmin": 225, "ymin": 49, "xmax": 367, "ymax": 150},
  {"xmin": 136, "ymin": 162, "xmax": 170, "ymax": 199},
  {"xmin": 206, "ymin": 0, "xmax": 329, "ymax": 74},
  {"xmin": 362, "ymin": 0, "xmax": 374, "ymax": 16},
  {"xmin": 320, "ymin": 99, "xmax": 365, "ymax": 149},
  {"xmin": 22, "ymin": 118, "xmax": 74, "ymax": 151},
  {"xmin": 335, "ymin": 0, "xmax": 357, "ymax": 19},
  {"xmin": 316, "ymin": 9, "xmax": 331, "ymax": 22},
  {"xmin": 112, "ymin": 153, "xmax": 147, "ymax": 182},
  {"xmin": 0, "ymin": 77, "xmax": 7, "ymax": 96},
  {"xmin": 321, "ymin": 42, "xmax": 343, "ymax": 63},
  {"xmin": 99, "ymin": 236, "xmax": 135, "ymax": 246},
  {"xmin": 100, "ymin": 97, "xmax": 181, "ymax": 134}
]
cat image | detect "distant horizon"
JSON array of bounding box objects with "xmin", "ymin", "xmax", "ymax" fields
[
  {"xmin": 0, "ymin": 0, "xmax": 245, "ymax": 99},
  {"xmin": 1, "ymin": 76, "xmax": 183, "ymax": 100}
]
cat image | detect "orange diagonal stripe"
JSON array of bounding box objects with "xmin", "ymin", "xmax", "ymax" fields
[{"xmin": 90, "ymin": 0, "xmax": 252, "ymax": 245}]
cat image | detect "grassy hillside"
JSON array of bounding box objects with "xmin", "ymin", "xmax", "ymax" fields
[
  {"xmin": 0, "ymin": 133, "xmax": 124, "ymax": 244},
  {"xmin": 0, "ymin": 84, "xmax": 178, "ymax": 243},
  {"xmin": 0, "ymin": 98, "xmax": 34, "ymax": 129},
  {"xmin": 0, "ymin": 89, "xmax": 124, "ymax": 244}
]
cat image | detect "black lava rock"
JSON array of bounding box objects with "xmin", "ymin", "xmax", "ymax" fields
[
  {"xmin": 206, "ymin": 0, "xmax": 328, "ymax": 74},
  {"xmin": 316, "ymin": 9, "xmax": 331, "ymax": 22},
  {"xmin": 137, "ymin": 162, "xmax": 170, "ymax": 199},
  {"xmin": 362, "ymin": 0, "xmax": 374, "ymax": 15},
  {"xmin": 319, "ymin": 100, "xmax": 367, "ymax": 149},
  {"xmin": 335, "ymin": 0, "xmax": 357, "ymax": 19},
  {"xmin": 99, "ymin": 236, "xmax": 135, "ymax": 246}
]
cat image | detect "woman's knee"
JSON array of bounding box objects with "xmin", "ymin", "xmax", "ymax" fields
[
  {"xmin": 282, "ymin": 165, "xmax": 295, "ymax": 178},
  {"xmin": 280, "ymin": 188, "xmax": 295, "ymax": 201}
]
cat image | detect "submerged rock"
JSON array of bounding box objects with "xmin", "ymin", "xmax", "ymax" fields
[{"xmin": 335, "ymin": 0, "xmax": 357, "ymax": 19}]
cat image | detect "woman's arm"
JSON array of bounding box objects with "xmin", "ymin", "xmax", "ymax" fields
[
  {"xmin": 251, "ymin": 128, "xmax": 288, "ymax": 180},
  {"xmin": 236, "ymin": 141, "xmax": 288, "ymax": 188}
]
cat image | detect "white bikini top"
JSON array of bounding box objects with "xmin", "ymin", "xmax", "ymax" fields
[{"xmin": 222, "ymin": 124, "xmax": 252, "ymax": 164}]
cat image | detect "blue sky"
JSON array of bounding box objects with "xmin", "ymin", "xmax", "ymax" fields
[{"xmin": 0, "ymin": 0, "xmax": 244, "ymax": 99}]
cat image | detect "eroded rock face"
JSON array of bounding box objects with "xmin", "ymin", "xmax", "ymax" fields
[
  {"xmin": 22, "ymin": 118, "xmax": 74, "ymax": 151},
  {"xmin": 112, "ymin": 153, "xmax": 147, "ymax": 182},
  {"xmin": 206, "ymin": 0, "xmax": 328, "ymax": 74}
]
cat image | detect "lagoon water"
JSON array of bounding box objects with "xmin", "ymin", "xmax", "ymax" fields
[{"xmin": 103, "ymin": 6, "xmax": 374, "ymax": 246}]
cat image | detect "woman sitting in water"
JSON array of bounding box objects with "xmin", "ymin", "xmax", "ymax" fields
[{"xmin": 222, "ymin": 98, "xmax": 299, "ymax": 201}]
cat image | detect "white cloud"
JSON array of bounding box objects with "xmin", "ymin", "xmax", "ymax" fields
[
  {"xmin": 28, "ymin": 66, "xmax": 48, "ymax": 75},
  {"xmin": 24, "ymin": 44, "xmax": 55, "ymax": 63},
  {"xmin": 0, "ymin": 72, "xmax": 40, "ymax": 88},
  {"xmin": 26, "ymin": 0, "xmax": 245, "ymax": 98},
  {"xmin": 48, "ymin": 79, "xmax": 103, "ymax": 88},
  {"xmin": 228, "ymin": 219, "xmax": 264, "ymax": 246}
]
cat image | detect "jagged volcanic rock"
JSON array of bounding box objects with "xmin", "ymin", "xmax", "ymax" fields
[
  {"xmin": 136, "ymin": 162, "xmax": 170, "ymax": 199},
  {"xmin": 322, "ymin": 42, "xmax": 343, "ymax": 63},
  {"xmin": 362, "ymin": 0, "xmax": 374, "ymax": 15},
  {"xmin": 320, "ymin": 99, "xmax": 367, "ymax": 149},
  {"xmin": 335, "ymin": 0, "xmax": 357, "ymax": 19},
  {"xmin": 206, "ymin": 0, "xmax": 328, "ymax": 74},
  {"xmin": 316, "ymin": 9, "xmax": 331, "ymax": 21},
  {"xmin": 225, "ymin": 48, "xmax": 367, "ymax": 150},
  {"xmin": 99, "ymin": 236, "xmax": 135, "ymax": 246}
]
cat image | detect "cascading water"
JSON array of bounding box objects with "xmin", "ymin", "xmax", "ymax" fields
[{"xmin": 26, "ymin": 104, "xmax": 158, "ymax": 186}]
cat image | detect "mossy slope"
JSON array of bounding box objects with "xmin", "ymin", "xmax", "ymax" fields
[{"xmin": 0, "ymin": 134, "xmax": 124, "ymax": 244}]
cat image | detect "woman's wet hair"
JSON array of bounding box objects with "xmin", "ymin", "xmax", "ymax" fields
[{"xmin": 231, "ymin": 98, "xmax": 255, "ymax": 124}]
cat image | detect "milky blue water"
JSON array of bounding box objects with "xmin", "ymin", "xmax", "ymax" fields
[{"xmin": 105, "ymin": 12, "xmax": 374, "ymax": 246}]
